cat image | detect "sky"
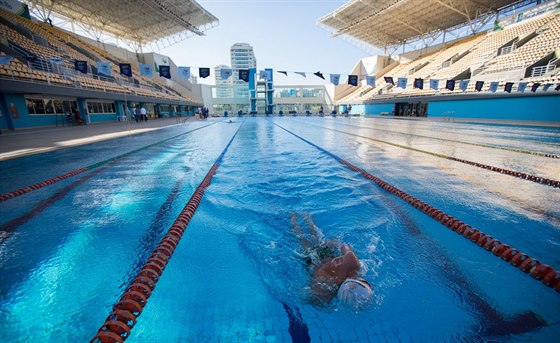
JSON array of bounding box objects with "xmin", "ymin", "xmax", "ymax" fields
[{"xmin": 158, "ymin": 0, "xmax": 380, "ymax": 86}]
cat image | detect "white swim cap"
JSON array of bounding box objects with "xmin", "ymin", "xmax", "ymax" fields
[{"xmin": 337, "ymin": 278, "xmax": 373, "ymax": 309}]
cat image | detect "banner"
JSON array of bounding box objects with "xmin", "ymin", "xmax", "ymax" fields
[
  {"xmin": 530, "ymin": 82, "xmax": 540, "ymax": 93},
  {"xmin": 139, "ymin": 64, "xmax": 153, "ymax": 78},
  {"xmin": 199, "ymin": 67, "xmax": 210, "ymax": 78},
  {"xmin": 48, "ymin": 57, "xmax": 63, "ymax": 64},
  {"xmin": 295, "ymin": 72, "xmax": 306, "ymax": 78},
  {"xmin": 445, "ymin": 79, "xmax": 455, "ymax": 91},
  {"xmin": 543, "ymin": 83, "xmax": 553, "ymax": 91},
  {"xmin": 348, "ymin": 75, "xmax": 358, "ymax": 86},
  {"xmin": 556, "ymin": 83, "xmax": 560, "ymax": 91},
  {"xmin": 397, "ymin": 77, "xmax": 407, "ymax": 89},
  {"xmin": 413, "ymin": 78, "xmax": 423, "ymax": 89},
  {"xmin": 259, "ymin": 70, "xmax": 271, "ymax": 81},
  {"xmin": 119, "ymin": 63, "xmax": 132, "ymax": 77},
  {"xmin": 459, "ymin": 80, "xmax": 469, "ymax": 91},
  {"xmin": 239, "ymin": 69, "xmax": 249, "ymax": 82},
  {"xmin": 475, "ymin": 81, "xmax": 484, "ymax": 92},
  {"xmin": 74, "ymin": 60, "xmax": 88, "ymax": 74},
  {"xmin": 517, "ymin": 82, "xmax": 527, "ymax": 93},
  {"xmin": 384, "ymin": 76, "xmax": 394, "ymax": 85},
  {"xmin": 277, "ymin": 71, "xmax": 288, "ymax": 76},
  {"xmin": 221, "ymin": 68, "xmax": 232, "ymax": 80},
  {"xmin": 429, "ymin": 79, "xmax": 439, "ymax": 90},
  {"xmin": 97, "ymin": 62, "xmax": 111, "ymax": 76},
  {"xmin": 178, "ymin": 66, "xmax": 190, "ymax": 79},
  {"xmin": 504, "ymin": 82, "xmax": 513, "ymax": 93},
  {"xmin": 330, "ymin": 74, "xmax": 340, "ymax": 86},
  {"xmin": 489, "ymin": 81, "xmax": 499, "ymax": 93},
  {"xmin": 313, "ymin": 71, "xmax": 325, "ymax": 80},
  {"xmin": 159, "ymin": 65, "xmax": 171, "ymax": 79},
  {"xmin": 0, "ymin": 0, "xmax": 31, "ymax": 19},
  {"xmin": 0, "ymin": 55, "xmax": 14, "ymax": 65},
  {"xmin": 366, "ymin": 75, "xmax": 376, "ymax": 87}
]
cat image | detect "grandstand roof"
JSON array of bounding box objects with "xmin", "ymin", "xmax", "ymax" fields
[
  {"xmin": 25, "ymin": 0, "xmax": 218, "ymax": 44},
  {"xmin": 318, "ymin": 0, "xmax": 524, "ymax": 48}
]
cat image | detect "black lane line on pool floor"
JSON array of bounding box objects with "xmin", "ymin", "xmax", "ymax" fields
[
  {"xmin": 273, "ymin": 122, "xmax": 560, "ymax": 293},
  {"xmin": 379, "ymin": 190, "xmax": 546, "ymax": 337},
  {"xmin": 92, "ymin": 121, "xmax": 244, "ymax": 342},
  {"xmin": 0, "ymin": 122, "xmax": 218, "ymax": 202},
  {"xmin": 0, "ymin": 165, "xmax": 110, "ymax": 241},
  {"xmin": 293, "ymin": 120, "xmax": 560, "ymax": 188},
  {"xmin": 321, "ymin": 119, "xmax": 560, "ymax": 159}
]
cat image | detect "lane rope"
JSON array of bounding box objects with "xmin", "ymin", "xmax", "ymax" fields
[
  {"xmin": 0, "ymin": 122, "xmax": 217, "ymax": 202},
  {"xmin": 331, "ymin": 119, "xmax": 560, "ymax": 159},
  {"xmin": 91, "ymin": 122, "xmax": 242, "ymax": 343},
  {"xmin": 299, "ymin": 121, "xmax": 560, "ymax": 188},
  {"xmin": 274, "ymin": 122, "xmax": 560, "ymax": 294}
]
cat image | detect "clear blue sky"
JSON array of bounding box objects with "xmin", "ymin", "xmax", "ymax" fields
[{"xmin": 159, "ymin": 0, "xmax": 378, "ymax": 85}]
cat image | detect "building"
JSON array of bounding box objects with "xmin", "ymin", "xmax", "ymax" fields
[
  {"xmin": 215, "ymin": 64, "xmax": 233, "ymax": 98},
  {"xmin": 230, "ymin": 43, "xmax": 256, "ymax": 99}
]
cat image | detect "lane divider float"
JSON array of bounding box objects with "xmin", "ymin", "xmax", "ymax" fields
[
  {"xmin": 91, "ymin": 123, "xmax": 241, "ymax": 343},
  {"xmin": 0, "ymin": 122, "xmax": 217, "ymax": 202},
  {"xmin": 302, "ymin": 121, "xmax": 560, "ymax": 188},
  {"xmin": 275, "ymin": 123, "xmax": 560, "ymax": 293}
]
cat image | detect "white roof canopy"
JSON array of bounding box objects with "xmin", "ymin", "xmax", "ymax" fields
[
  {"xmin": 318, "ymin": 0, "xmax": 524, "ymax": 48},
  {"xmin": 25, "ymin": 0, "xmax": 218, "ymax": 45}
]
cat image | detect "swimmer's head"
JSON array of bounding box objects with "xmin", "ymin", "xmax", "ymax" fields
[{"xmin": 337, "ymin": 277, "xmax": 373, "ymax": 309}]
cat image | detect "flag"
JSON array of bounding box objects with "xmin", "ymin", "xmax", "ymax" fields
[
  {"xmin": 138, "ymin": 64, "xmax": 152, "ymax": 78},
  {"xmin": 74, "ymin": 60, "xmax": 88, "ymax": 73},
  {"xmin": 313, "ymin": 71, "xmax": 325, "ymax": 80},
  {"xmin": 259, "ymin": 70, "xmax": 271, "ymax": 81},
  {"xmin": 531, "ymin": 82, "xmax": 540, "ymax": 93},
  {"xmin": 295, "ymin": 72, "xmax": 306, "ymax": 78},
  {"xmin": 517, "ymin": 82, "xmax": 527, "ymax": 93},
  {"xmin": 384, "ymin": 76, "xmax": 394, "ymax": 85},
  {"xmin": 119, "ymin": 63, "xmax": 132, "ymax": 77},
  {"xmin": 555, "ymin": 83, "xmax": 560, "ymax": 91},
  {"xmin": 446, "ymin": 80, "xmax": 455, "ymax": 91},
  {"xmin": 277, "ymin": 71, "xmax": 288, "ymax": 76},
  {"xmin": 429, "ymin": 79, "xmax": 439, "ymax": 90},
  {"xmin": 97, "ymin": 62, "xmax": 111, "ymax": 76},
  {"xmin": 221, "ymin": 68, "xmax": 232, "ymax": 80},
  {"xmin": 459, "ymin": 80, "xmax": 469, "ymax": 91},
  {"xmin": 475, "ymin": 81, "xmax": 484, "ymax": 92},
  {"xmin": 0, "ymin": 55, "xmax": 13, "ymax": 65},
  {"xmin": 413, "ymin": 78, "xmax": 423, "ymax": 89},
  {"xmin": 366, "ymin": 75, "xmax": 376, "ymax": 87},
  {"xmin": 348, "ymin": 75, "xmax": 358, "ymax": 86},
  {"xmin": 48, "ymin": 57, "xmax": 63, "ymax": 64},
  {"xmin": 178, "ymin": 67, "xmax": 190, "ymax": 79},
  {"xmin": 159, "ymin": 65, "xmax": 171, "ymax": 79},
  {"xmin": 330, "ymin": 74, "xmax": 340, "ymax": 85},
  {"xmin": 239, "ymin": 69, "xmax": 249, "ymax": 82},
  {"xmin": 543, "ymin": 83, "xmax": 553, "ymax": 91},
  {"xmin": 199, "ymin": 67, "xmax": 210, "ymax": 78},
  {"xmin": 489, "ymin": 81, "xmax": 499, "ymax": 93},
  {"xmin": 397, "ymin": 77, "xmax": 407, "ymax": 89},
  {"xmin": 504, "ymin": 82, "xmax": 513, "ymax": 93}
]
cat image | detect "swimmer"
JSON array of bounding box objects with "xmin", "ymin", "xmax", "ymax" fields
[{"xmin": 290, "ymin": 213, "xmax": 373, "ymax": 309}]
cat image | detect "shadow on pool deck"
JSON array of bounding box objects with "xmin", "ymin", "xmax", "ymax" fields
[{"xmin": 0, "ymin": 117, "xmax": 197, "ymax": 161}]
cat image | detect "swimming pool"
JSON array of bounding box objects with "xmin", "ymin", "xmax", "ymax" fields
[{"xmin": 1, "ymin": 117, "xmax": 559, "ymax": 342}]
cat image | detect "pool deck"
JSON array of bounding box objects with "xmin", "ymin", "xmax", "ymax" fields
[
  {"xmin": 1, "ymin": 115, "xmax": 558, "ymax": 161},
  {"xmin": 0, "ymin": 117, "xmax": 196, "ymax": 161}
]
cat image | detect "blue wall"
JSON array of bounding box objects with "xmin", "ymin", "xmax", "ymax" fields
[
  {"xmin": 361, "ymin": 103, "xmax": 395, "ymax": 115},
  {"xmin": 428, "ymin": 96, "xmax": 560, "ymax": 121}
]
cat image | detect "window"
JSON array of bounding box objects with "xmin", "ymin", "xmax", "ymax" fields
[{"xmin": 86, "ymin": 101, "xmax": 117, "ymax": 114}]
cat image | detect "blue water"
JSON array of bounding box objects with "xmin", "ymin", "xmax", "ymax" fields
[{"xmin": 0, "ymin": 117, "xmax": 559, "ymax": 342}]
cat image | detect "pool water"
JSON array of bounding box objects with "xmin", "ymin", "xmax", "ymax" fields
[{"xmin": 0, "ymin": 117, "xmax": 559, "ymax": 342}]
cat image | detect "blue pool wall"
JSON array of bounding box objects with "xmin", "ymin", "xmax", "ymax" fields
[{"xmin": 352, "ymin": 94, "xmax": 560, "ymax": 121}]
